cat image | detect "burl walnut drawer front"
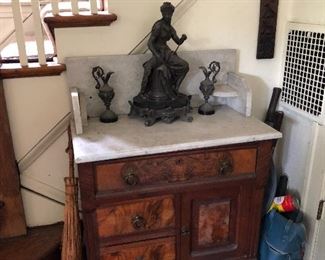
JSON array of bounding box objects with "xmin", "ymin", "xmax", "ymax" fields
[
  {"xmin": 96, "ymin": 195, "xmax": 175, "ymax": 239},
  {"xmin": 95, "ymin": 148, "xmax": 257, "ymax": 193},
  {"xmin": 100, "ymin": 237, "xmax": 176, "ymax": 260}
]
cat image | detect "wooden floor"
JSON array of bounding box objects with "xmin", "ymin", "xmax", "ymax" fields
[{"xmin": 0, "ymin": 222, "xmax": 63, "ymax": 260}]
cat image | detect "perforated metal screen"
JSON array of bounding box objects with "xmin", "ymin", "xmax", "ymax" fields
[{"xmin": 281, "ymin": 24, "xmax": 325, "ymax": 120}]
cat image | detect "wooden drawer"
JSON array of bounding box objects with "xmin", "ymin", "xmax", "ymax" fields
[
  {"xmin": 95, "ymin": 147, "xmax": 257, "ymax": 193},
  {"xmin": 100, "ymin": 237, "xmax": 176, "ymax": 260},
  {"xmin": 96, "ymin": 195, "xmax": 175, "ymax": 239}
]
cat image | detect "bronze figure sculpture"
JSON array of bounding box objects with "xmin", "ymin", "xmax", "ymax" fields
[{"xmin": 129, "ymin": 2, "xmax": 192, "ymax": 126}]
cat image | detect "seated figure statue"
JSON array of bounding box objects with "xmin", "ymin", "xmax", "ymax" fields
[{"xmin": 129, "ymin": 2, "xmax": 192, "ymax": 126}]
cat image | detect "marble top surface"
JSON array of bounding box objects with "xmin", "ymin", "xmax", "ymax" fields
[{"xmin": 72, "ymin": 106, "xmax": 282, "ymax": 164}]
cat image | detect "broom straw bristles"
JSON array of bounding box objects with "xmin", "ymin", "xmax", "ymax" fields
[{"xmin": 61, "ymin": 125, "xmax": 82, "ymax": 260}]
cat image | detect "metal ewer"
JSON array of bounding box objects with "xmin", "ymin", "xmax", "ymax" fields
[
  {"xmin": 92, "ymin": 66, "xmax": 118, "ymax": 123},
  {"xmin": 198, "ymin": 61, "xmax": 221, "ymax": 115}
]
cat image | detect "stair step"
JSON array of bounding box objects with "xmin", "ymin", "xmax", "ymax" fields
[{"xmin": 0, "ymin": 222, "xmax": 63, "ymax": 260}]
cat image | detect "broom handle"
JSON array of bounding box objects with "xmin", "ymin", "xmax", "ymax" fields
[
  {"xmin": 66, "ymin": 125, "xmax": 75, "ymax": 179},
  {"xmin": 265, "ymin": 87, "xmax": 282, "ymax": 126}
]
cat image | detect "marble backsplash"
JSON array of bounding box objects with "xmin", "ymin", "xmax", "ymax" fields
[{"xmin": 65, "ymin": 49, "xmax": 237, "ymax": 117}]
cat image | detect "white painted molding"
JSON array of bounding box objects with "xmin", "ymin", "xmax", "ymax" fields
[
  {"xmin": 71, "ymin": 88, "xmax": 83, "ymax": 135},
  {"xmin": 20, "ymin": 174, "xmax": 65, "ymax": 203},
  {"xmin": 18, "ymin": 112, "xmax": 71, "ymax": 172},
  {"xmin": 11, "ymin": 0, "xmax": 28, "ymax": 66}
]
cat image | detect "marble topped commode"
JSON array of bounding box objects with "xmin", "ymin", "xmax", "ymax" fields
[
  {"xmin": 72, "ymin": 106, "xmax": 281, "ymax": 164},
  {"xmin": 70, "ymin": 50, "xmax": 282, "ymax": 260},
  {"xmin": 68, "ymin": 49, "xmax": 281, "ymax": 164}
]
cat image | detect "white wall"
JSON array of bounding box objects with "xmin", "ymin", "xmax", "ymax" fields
[
  {"xmin": 3, "ymin": 0, "xmax": 294, "ymax": 226},
  {"xmin": 291, "ymin": 0, "xmax": 325, "ymax": 25},
  {"xmin": 3, "ymin": 76, "xmax": 70, "ymax": 226}
]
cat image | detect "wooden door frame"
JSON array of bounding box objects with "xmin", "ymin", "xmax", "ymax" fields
[{"xmin": 0, "ymin": 78, "xmax": 26, "ymax": 238}]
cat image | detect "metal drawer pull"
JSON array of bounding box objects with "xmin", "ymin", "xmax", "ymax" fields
[
  {"xmin": 132, "ymin": 215, "xmax": 146, "ymax": 230},
  {"xmin": 122, "ymin": 167, "xmax": 139, "ymax": 186},
  {"xmin": 181, "ymin": 226, "xmax": 190, "ymax": 236},
  {"xmin": 218, "ymin": 155, "xmax": 234, "ymax": 176}
]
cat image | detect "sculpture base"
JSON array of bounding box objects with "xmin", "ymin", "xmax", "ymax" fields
[
  {"xmin": 128, "ymin": 96, "xmax": 193, "ymax": 127},
  {"xmin": 100, "ymin": 109, "xmax": 118, "ymax": 123},
  {"xmin": 198, "ymin": 102, "xmax": 215, "ymax": 115}
]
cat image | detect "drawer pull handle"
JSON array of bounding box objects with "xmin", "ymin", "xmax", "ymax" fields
[
  {"xmin": 218, "ymin": 156, "xmax": 233, "ymax": 176},
  {"xmin": 122, "ymin": 168, "xmax": 139, "ymax": 186},
  {"xmin": 0, "ymin": 200, "xmax": 5, "ymax": 209},
  {"xmin": 132, "ymin": 215, "xmax": 146, "ymax": 230},
  {"xmin": 181, "ymin": 226, "xmax": 190, "ymax": 236},
  {"xmin": 135, "ymin": 256, "xmax": 144, "ymax": 260}
]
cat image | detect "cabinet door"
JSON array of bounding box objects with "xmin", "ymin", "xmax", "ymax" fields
[{"xmin": 181, "ymin": 184, "xmax": 252, "ymax": 260}]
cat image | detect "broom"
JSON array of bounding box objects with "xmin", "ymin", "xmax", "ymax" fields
[{"xmin": 61, "ymin": 125, "xmax": 82, "ymax": 260}]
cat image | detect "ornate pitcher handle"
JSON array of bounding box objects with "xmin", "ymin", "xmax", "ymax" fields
[{"xmin": 209, "ymin": 61, "xmax": 221, "ymax": 83}]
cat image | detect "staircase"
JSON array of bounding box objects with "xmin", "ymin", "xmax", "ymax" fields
[{"xmin": 0, "ymin": 222, "xmax": 63, "ymax": 260}]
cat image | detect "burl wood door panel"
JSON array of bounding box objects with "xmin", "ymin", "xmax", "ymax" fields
[
  {"xmin": 100, "ymin": 237, "xmax": 176, "ymax": 260},
  {"xmin": 181, "ymin": 184, "xmax": 252, "ymax": 260},
  {"xmin": 96, "ymin": 195, "xmax": 175, "ymax": 239},
  {"xmin": 95, "ymin": 147, "xmax": 257, "ymax": 193},
  {"xmin": 196, "ymin": 200, "xmax": 232, "ymax": 247}
]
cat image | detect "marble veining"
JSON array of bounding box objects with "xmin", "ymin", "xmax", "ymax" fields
[
  {"xmin": 65, "ymin": 49, "xmax": 237, "ymax": 116},
  {"xmin": 72, "ymin": 106, "xmax": 281, "ymax": 164}
]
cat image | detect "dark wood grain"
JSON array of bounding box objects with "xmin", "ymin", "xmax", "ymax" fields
[
  {"xmin": 256, "ymin": 0, "xmax": 279, "ymax": 59},
  {"xmin": 78, "ymin": 163, "xmax": 97, "ymax": 211},
  {"xmin": 96, "ymin": 195, "xmax": 175, "ymax": 238},
  {"xmin": 77, "ymin": 140, "xmax": 274, "ymax": 260},
  {"xmin": 0, "ymin": 222, "xmax": 63, "ymax": 260},
  {"xmin": 0, "ymin": 62, "xmax": 66, "ymax": 79},
  {"xmin": 100, "ymin": 237, "xmax": 176, "ymax": 260},
  {"xmin": 95, "ymin": 148, "xmax": 257, "ymax": 193},
  {"xmin": 44, "ymin": 13, "xmax": 117, "ymax": 41},
  {"xmin": 0, "ymin": 79, "xmax": 26, "ymax": 238},
  {"xmin": 183, "ymin": 185, "xmax": 249, "ymax": 259},
  {"xmin": 197, "ymin": 200, "xmax": 230, "ymax": 247},
  {"xmin": 248, "ymin": 141, "xmax": 273, "ymax": 258},
  {"xmin": 78, "ymin": 163, "xmax": 100, "ymax": 260}
]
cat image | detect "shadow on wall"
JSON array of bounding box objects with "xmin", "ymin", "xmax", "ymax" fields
[
  {"xmin": 239, "ymin": 73, "xmax": 270, "ymax": 120},
  {"xmin": 274, "ymin": 115, "xmax": 295, "ymax": 174}
]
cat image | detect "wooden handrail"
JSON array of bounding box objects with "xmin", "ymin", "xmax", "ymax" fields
[
  {"xmin": 0, "ymin": 62, "xmax": 66, "ymax": 79},
  {"xmin": 44, "ymin": 12, "xmax": 117, "ymax": 41},
  {"xmin": 0, "ymin": 12, "xmax": 117, "ymax": 79}
]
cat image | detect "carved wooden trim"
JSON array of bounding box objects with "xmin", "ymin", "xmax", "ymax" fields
[
  {"xmin": 44, "ymin": 13, "xmax": 117, "ymax": 41},
  {"xmin": 0, "ymin": 62, "xmax": 66, "ymax": 79},
  {"xmin": 256, "ymin": 0, "xmax": 279, "ymax": 59}
]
